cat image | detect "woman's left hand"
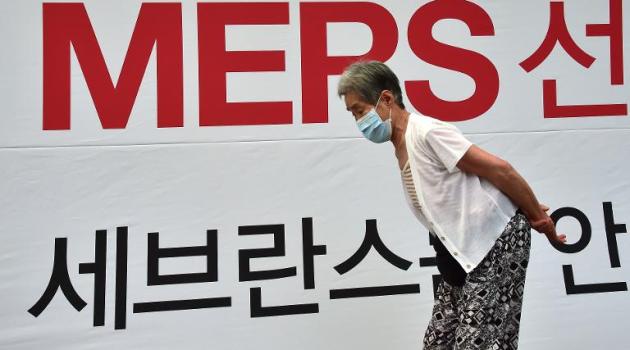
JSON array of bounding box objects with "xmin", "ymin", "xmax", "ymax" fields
[{"xmin": 529, "ymin": 204, "xmax": 567, "ymax": 245}]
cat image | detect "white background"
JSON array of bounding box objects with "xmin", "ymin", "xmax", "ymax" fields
[{"xmin": 1, "ymin": 1, "xmax": 629, "ymax": 349}]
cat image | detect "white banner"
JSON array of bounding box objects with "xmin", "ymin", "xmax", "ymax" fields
[{"xmin": 1, "ymin": 1, "xmax": 629, "ymax": 349}]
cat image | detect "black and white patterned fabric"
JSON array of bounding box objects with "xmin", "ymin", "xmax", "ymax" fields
[{"xmin": 423, "ymin": 212, "xmax": 531, "ymax": 350}]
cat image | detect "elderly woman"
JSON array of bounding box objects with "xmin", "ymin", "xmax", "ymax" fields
[{"xmin": 337, "ymin": 61, "xmax": 566, "ymax": 350}]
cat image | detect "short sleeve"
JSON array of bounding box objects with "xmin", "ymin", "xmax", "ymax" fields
[{"xmin": 425, "ymin": 126, "xmax": 473, "ymax": 173}]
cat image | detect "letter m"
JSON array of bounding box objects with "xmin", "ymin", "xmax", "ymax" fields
[{"xmin": 43, "ymin": 3, "xmax": 182, "ymax": 130}]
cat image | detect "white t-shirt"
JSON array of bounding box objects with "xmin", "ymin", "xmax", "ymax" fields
[{"xmin": 402, "ymin": 113, "xmax": 518, "ymax": 273}]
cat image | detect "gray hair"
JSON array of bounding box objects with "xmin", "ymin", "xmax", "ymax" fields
[{"xmin": 337, "ymin": 60, "xmax": 405, "ymax": 109}]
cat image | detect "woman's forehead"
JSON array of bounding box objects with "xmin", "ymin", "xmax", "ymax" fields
[{"xmin": 343, "ymin": 91, "xmax": 368, "ymax": 110}]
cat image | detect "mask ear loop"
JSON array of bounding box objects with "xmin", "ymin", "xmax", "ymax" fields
[
  {"xmin": 380, "ymin": 91, "xmax": 392, "ymax": 122},
  {"xmin": 374, "ymin": 90, "xmax": 394, "ymax": 121},
  {"xmin": 374, "ymin": 92, "xmax": 383, "ymax": 111}
]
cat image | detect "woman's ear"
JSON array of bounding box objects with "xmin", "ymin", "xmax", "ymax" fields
[{"xmin": 383, "ymin": 90, "xmax": 395, "ymax": 107}]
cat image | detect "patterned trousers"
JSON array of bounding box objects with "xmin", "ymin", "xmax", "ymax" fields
[{"xmin": 423, "ymin": 212, "xmax": 531, "ymax": 350}]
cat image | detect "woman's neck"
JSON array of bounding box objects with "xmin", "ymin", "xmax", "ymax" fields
[{"xmin": 391, "ymin": 109, "xmax": 411, "ymax": 148}]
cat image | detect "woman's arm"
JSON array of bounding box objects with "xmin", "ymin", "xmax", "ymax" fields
[{"xmin": 456, "ymin": 145, "xmax": 567, "ymax": 244}]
